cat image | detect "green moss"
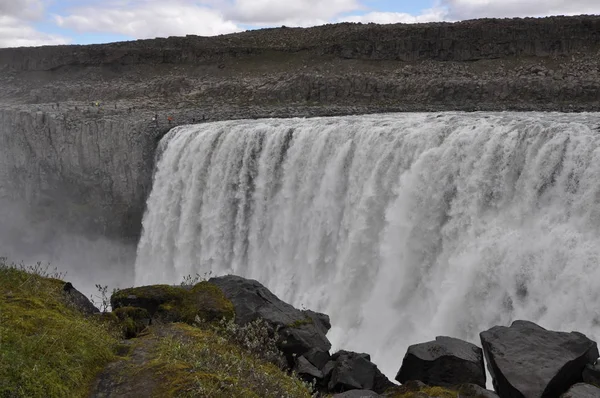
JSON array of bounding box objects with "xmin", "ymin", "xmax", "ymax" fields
[
  {"xmin": 146, "ymin": 323, "xmax": 310, "ymax": 398},
  {"xmin": 0, "ymin": 261, "xmax": 118, "ymax": 398},
  {"xmin": 288, "ymin": 317, "xmax": 314, "ymax": 328},
  {"xmin": 111, "ymin": 282, "xmax": 234, "ymax": 325},
  {"xmin": 189, "ymin": 281, "xmax": 234, "ymax": 322}
]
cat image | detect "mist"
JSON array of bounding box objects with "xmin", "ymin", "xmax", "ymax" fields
[{"xmin": 0, "ymin": 197, "xmax": 136, "ymax": 302}]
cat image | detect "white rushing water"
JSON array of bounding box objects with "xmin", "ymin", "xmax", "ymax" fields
[{"xmin": 136, "ymin": 112, "xmax": 600, "ymax": 378}]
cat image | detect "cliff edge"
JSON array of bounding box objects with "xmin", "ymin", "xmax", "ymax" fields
[{"xmin": 0, "ymin": 16, "xmax": 599, "ymax": 242}]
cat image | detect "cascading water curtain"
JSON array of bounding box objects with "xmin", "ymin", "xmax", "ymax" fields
[{"xmin": 136, "ymin": 112, "xmax": 600, "ymax": 377}]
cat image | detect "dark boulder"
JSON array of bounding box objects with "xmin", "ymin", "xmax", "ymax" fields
[
  {"xmin": 582, "ymin": 363, "xmax": 600, "ymax": 386},
  {"xmin": 396, "ymin": 336, "xmax": 486, "ymax": 388},
  {"xmin": 327, "ymin": 350, "xmax": 395, "ymax": 394},
  {"xmin": 480, "ymin": 320, "xmax": 599, "ymax": 398},
  {"xmin": 63, "ymin": 282, "xmax": 99, "ymax": 315},
  {"xmin": 560, "ymin": 383, "xmax": 600, "ymax": 398},
  {"xmin": 332, "ymin": 390, "xmax": 380, "ymax": 397},
  {"xmin": 304, "ymin": 347, "xmax": 331, "ymax": 370},
  {"xmin": 208, "ymin": 275, "xmax": 331, "ymax": 363},
  {"xmin": 295, "ymin": 355, "xmax": 324, "ymax": 382}
]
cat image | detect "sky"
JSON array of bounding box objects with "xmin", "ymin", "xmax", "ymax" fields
[{"xmin": 1, "ymin": 0, "xmax": 600, "ymax": 48}]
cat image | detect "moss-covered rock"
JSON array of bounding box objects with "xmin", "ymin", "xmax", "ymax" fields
[
  {"xmin": 113, "ymin": 306, "xmax": 151, "ymax": 338},
  {"xmin": 110, "ymin": 282, "xmax": 234, "ymax": 325}
]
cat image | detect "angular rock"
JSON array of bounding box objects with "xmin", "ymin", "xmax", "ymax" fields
[
  {"xmin": 328, "ymin": 350, "xmax": 395, "ymax": 394},
  {"xmin": 396, "ymin": 336, "xmax": 486, "ymax": 388},
  {"xmin": 480, "ymin": 320, "xmax": 599, "ymax": 398},
  {"xmin": 304, "ymin": 347, "xmax": 331, "ymax": 370},
  {"xmin": 332, "ymin": 390, "xmax": 380, "ymax": 398},
  {"xmin": 560, "ymin": 383, "xmax": 600, "ymax": 398},
  {"xmin": 208, "ymin": 275, "xmax": 331, "ymax": 363},
  {"xmin": 295, "ymin": 355, "xmax": 323, "ymax": 382},
  {"xmin": 63, "ymin": 282, "xmax": 99, "ymax": 315},
  {"xmin": 582, "ymin": 363, "xmax": 600, "ymax": 386}
]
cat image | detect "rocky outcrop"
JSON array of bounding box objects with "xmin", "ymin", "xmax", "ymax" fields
[
  {"xmin": 208, "ymin": 275, "xmax": 331, "ymax": 364},
  {"xmin": 396, "ymin": 336, "xmax": 486, "ymax": 388},
  {"xmin": 1, "ymin": 17, "xmax": 600, "ymax": 242},
  {"xmin": 480, "ymin": 320, "xmax": 599, "ymax": 398}
]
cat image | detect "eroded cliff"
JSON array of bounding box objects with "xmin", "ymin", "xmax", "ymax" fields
[{"xmin": 1, "ymin": 16, "xmax": 599, "ymax": 243}]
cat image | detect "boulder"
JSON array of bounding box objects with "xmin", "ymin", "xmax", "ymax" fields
[
  {"xmin": 110, "ymin": 282, "xmax": 234, "ymax": 324},
  {"xmin": 560, "ymin": 383, "xmax": 600, "ymax": 398},
  {"xmin": 295, "ymin": 355, "xmax": 323, "ymax": 382},
  {"xmin": 304, "ymin": 347, "xmax": 331, "ymax": 370},
  {"xmin": 332, "ymin": 390, "xmax": 380, "ymax": 397},
  {"xmin": 582, "ymin": 363, "xmax": 600, "ymax": 386},
  {"xmin": 208, "ymin": 275, "xmax": 331, "ymax": 363},
  {"xmin": 63, "ymin": 282, "xmax": 99, "ymax": 315},
  {"xmin": 327, "ymin": 350, "xmax": 395, "ymax": 394},
  {"xmin": 480, "ymin": 320, "xmax": 599, "ymax": 398},
  {"xmin": 395, "ymin": 336, "xmax": 486, "ymax": 388}
]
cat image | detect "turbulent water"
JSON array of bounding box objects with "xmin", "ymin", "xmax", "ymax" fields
[{"xmin": 136, "ymin": 112, "xmax": 600, "ymax": 378}]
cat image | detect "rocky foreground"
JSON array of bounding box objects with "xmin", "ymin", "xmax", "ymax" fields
[
  {"xmin": 3, "ymin": 259, "xmax": 600, "ymax": 397},
  {"xmin": 2, "ymin": 16, "xmax": 600, "ymax": 243}
]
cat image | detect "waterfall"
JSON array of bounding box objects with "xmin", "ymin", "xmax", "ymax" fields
[{"xmin": 135, "ymin": 112, "xmax": 600, "ymax": 378}]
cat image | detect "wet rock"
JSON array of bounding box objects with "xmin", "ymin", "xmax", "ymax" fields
[
  {"xmin": 208, "ymin": 275, "xmax": 331, "ymax": 364},
  {"xmin": 396, "ymin": 336, "xmax": 486, "ymax": 388},
  {"xmin": 480, "ymin": 320, "xmax": 599, "ymax": 398},
  {"xmin": 63, "ymin": 282, "xmax": 99, "ymax": 315},
  {"xmin": 560, "ymin": 383, "xmax": 600, "ymax": 398},
  {"xmin": 327, "ymin": 350, "xmax": 395, "ymax": 394},
  {"xmin": 582, "ymin": 363, "xmax": 600, "ymax": 385}
]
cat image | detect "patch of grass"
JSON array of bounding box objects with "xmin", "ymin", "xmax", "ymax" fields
[
  {"xmin": 288, "ymin": 317, "xmax": 314, "ymax": 328},
  {"xmin": 147, "ymin": 323, "xmax": 311, "ymax": 398},
  {"xmin": 0, "ymin": 258, "xmax": 119, "ymax": 398}
]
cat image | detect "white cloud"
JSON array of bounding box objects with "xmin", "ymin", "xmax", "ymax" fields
[
  {"xmin": 225, "ymin": 0, "xmax": 361, "ymax": 25},
  {"xmin": 0, "ymin": 0, "xmax": 69, "ymax": 48},
  {"xmin": 342, "ymin": 8, "xmax": 448, "ymax": 24},
  {"xmin": 55, "ymin": 1, "xmax": 241, "ymax": 38},
  {"xmin": 443, "ymin": 0, "xmax": 600, "ymax": 20}
]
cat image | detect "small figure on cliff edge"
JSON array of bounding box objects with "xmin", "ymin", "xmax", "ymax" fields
[{"xmin": 167, "ymin": 116, "xmax": 173, "ymax": 125}]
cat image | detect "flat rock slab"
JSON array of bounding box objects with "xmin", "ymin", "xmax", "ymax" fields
[
  {"xmin": 560, "ymin": 383, "xmax": 600, "ymax": 398},
  {"xmin": 480, "ymin": 320, "xmax": 599, "ymax": 398},
  {"xmin": 396, "ymin": 336, "xmax": 486, "ymax": 388}
]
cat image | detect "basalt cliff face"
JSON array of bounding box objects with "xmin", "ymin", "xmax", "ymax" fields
[{"xmin": 1, "ymin": 16, "xmax": 600, "ymax": 242}]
